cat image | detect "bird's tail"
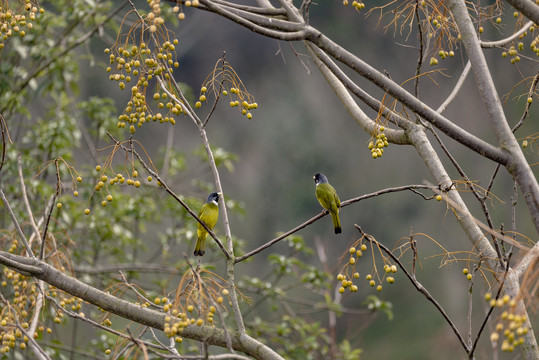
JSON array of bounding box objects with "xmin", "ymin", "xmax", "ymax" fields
[
  {"xmin": 193, "ymin": 231, "xmax": 206, "ymax": 256},
  {"xmin": 331, "ymin": 211, "xmax": 342, "ymax": 234}
]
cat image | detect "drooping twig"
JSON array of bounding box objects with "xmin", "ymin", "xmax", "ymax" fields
[
  {"xmin": 184, "ymin": 254, "xmax": 235, "ymax": 354},
  {"xmin": 355, "ymin": 224, "xmax": 471, "ymax": 354}
]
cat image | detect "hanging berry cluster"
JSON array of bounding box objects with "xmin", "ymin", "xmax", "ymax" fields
[
  {"xmin": 0, "ymin": 1, "xmax": 43, "ymax": 49},
  {"xmin": 484, "ymin": 292, "xmax": 530, "ymax": 353},
  {"xmin": 336, "ymin": 239, "xmax": 398, "ymax": 294},
  {"xmin": 368, "ymin": 126, "xmax": 389, "ymax": 159}
]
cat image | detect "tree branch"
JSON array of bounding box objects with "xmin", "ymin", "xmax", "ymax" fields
[{"xmin": 0, "ymin": 252, "xmax": 284, "ymax": 360}]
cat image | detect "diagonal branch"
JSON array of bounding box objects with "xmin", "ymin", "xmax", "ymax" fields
[{"xmin": 355, "ymin": 225, "xmax": 470, "ymax": 355}]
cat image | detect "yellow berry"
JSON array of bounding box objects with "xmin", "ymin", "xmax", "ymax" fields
[
  {"xmin": 339, "ymin": 287, "xmax": 345, "ymax": 293},
  {"xmin": 354, "ymin": 272, "xmax": 360, "ymax": 279},
  {"xmin": 462, "ymin": 268, "xmax": 469, "ymax": 275},
  {"xmin": 84, "ymin": 208, "xmax": 90, "ymax": 215},
  {"xmin": 101, "ymin": 200, "xmax": 107, "ymax": 207},
  {"xmin": 436, "ymin": 195, "xmax": 442, "ymax": 201},
  {"xmin": 361, "ymin": 244, "xmax": 367, "ymax": 251},
  {"xmin": 222, "ymin": 289, "xmax": 229, "ymax": 296},
  {"xmin": 369, "ymin": 280, "xmax": 375, "ymax": 287},
  {"xmin": 95, "ymin": 165, "xmax": 101, "ymax": 171},
  {"xmin": 485, "ymin": 292, "xmax": 492, "ymax": 301},
  {"xmin": 77, "ymin": 176, "xmax": 82, "ymax": 182},
  {"xmin": 73, "ymin": 191, "xmax": 79, "ymax": 197},
  {"xmin": 147, "ymin": 176, "xmax": 152, "ymax": 182},
  {"xmin": 106, "ymin": 195, "xmax": 113, "ymax": 202},
  {"xmin": 466, "ymin": 274, "xmax": 472, "ymax": 280},
  {"xmin": 56, "ymin": 203, "xmax": 62, "ymax": 209},
  {"xmin": 134, "ymin": 180, "xmax": 141, "ymax": 188},
  {"xmin": 349, "ymin": 247, "xmax": 356, "ymax": 254},
  {"xmin": 349, "ymin": 257, "xmax": 356, "ymax": 265},
  {"xmin": 376, "ymin": 285, "xmax": 382, "ymax": 291}
]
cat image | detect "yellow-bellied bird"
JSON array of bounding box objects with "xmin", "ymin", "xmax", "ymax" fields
[
  {"xmin": 193, "ymin": 192, "xmax": 221, "ymax": 256},
  {"xmin": 313, "ymin": 173, "xmax": 341, "ymax": 234}
]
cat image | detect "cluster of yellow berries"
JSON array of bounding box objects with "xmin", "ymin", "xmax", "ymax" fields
[
  {"xmin": 501, "ymin": 25, "xmax": 538, "ymax": 62},
  {"xmin": 501, "ymin": 45, "xmax": 522, "ymax": 64},
  {"xmin": 0, "ymin": 1, "xmax": 43, "ymax": 49},
  {"xmin": 368, "ymin": 126, "xmax": 389, "ymax": 159},
  {"xmin": 105, "ymin": 36, "xmax": 180, "ymax": 134},
  {"xmin": 337, "ymin": 243, "xmax": 398, "ymax": 294},
  {"xmin": 145, "ymin": 0, "xmax": 166, "ymax": 33},
  {"xmin": 194, "ymin": 85, "xmax": 258, "ymax": 119},
  {"xmin": 0, "ymin": 269, "xmax": 53, "ymax": 354},
  {"xmin": 484, "ymin": 292, "xmax": 529, "ymax": 353},
  {"xmin": 342, "ymin": 0, "xmax": 365, "ymax": 10},
  {"xmin": 171, "ymin": 0, "xmax": 199, "ymax": 21},
  {"xmin": 429, "ymin": 49, "xmax": 455, "ymax": 66},
  {"xmin": 159, "ymin": 288, "xmax": 228, "ymax": 344},
  {"xmin": 83, "ymin": 165, "xmax": 152, "ymax": 215},
  {"xmin": 0, "ymin": 324, "xmax": 28, "ymax": 353},
  {"xmin": 531, "ymin": 30, "xmax": 539, "ymax": 57},
  {"xmin": 429, "ymin": 15, "xmax": 449, "ymax": 30}
]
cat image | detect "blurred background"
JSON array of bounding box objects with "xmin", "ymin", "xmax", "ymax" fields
[{"xmin": 13, "ymin": 0, "xmax": 538, "ymax": 358}]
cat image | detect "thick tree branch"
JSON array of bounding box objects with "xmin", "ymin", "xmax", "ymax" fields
[
  {"xmin": 0, "ymin": 252, "xmax": 284, "ymax": 360},
  {"xmin": 448, "ymin": 0, "xmax": 539, "ymax": 237},
  {"xmin": 503, "ymin": 0, "xmax": 539, "ymax": 24}
]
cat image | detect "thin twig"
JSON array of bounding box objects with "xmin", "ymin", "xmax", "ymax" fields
[
  {"xmin": 413, "ymin": 0, "xmax": 424, "ymax": 99},
  {"xmin": 0, "ymin": 188, "xmax": 35, "ymax": 258},
  {"xmin": 236, "ymin": 184, "xmax": 434, "ymax": 263},
  {"xmin": 203, "ymin": 53, "xmax": 227, "ymax": 127},
  {"xmin": 468, "ymin": 254, "xmax": 512, "ymax": 357},
  {"xmin": 184, "ymin": 254, "xmax": 235, "ymax": 354},
  {"xmin": 39, "ymin": 158, "xmax": 61, "ymax": 260},
  {"xmin": 511, "ymin": 72, "xmax": 538, "ymax": 133},
  {"xmin": 355, "ymin": 224, "xmax": 471, "ymax": 354},
  {"xmin": 107, "ymin": 132, "xmax": 231, "ymax": 259}
]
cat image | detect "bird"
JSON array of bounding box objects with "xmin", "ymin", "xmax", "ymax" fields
[
  {"xmin": 193, "ymin": 192, "xmax": 221, "ymax": 256},
  {"xmin": 313, "ymin": 173, "xmax": 341, "ymax": 234}
]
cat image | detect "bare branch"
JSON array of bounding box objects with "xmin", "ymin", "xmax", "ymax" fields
[{"xmin": 355, "ymin": 225, "xmax": 470, "ymax": 354}]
